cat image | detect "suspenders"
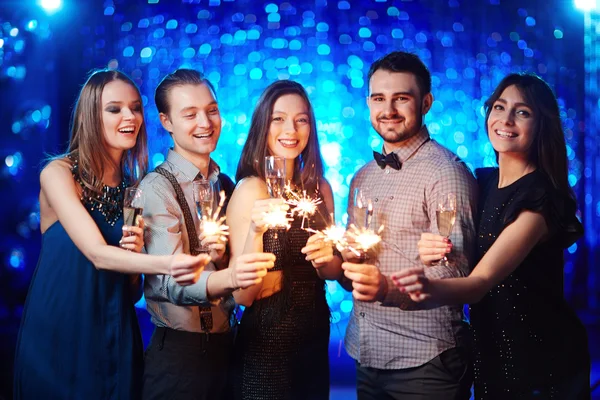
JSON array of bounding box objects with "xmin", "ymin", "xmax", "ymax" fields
[{"xmin": 154, "ymin": 167, "xmax": 214, "ymax": 333}]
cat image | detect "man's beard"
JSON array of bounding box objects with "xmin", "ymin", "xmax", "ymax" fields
[{"xmin": 374, "ymin": 107, "xmax": 424, "ymax": 144}]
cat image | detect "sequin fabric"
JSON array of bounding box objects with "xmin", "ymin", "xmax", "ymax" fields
[
  {"xmin": 70, "ymin": 156, "xmax": 126, "ymax": 226},
  {"xmin": 231, "ymin": 192, "xmax": 331, "ymax": 400},
  {"xmin": 470, "ymin": 168, "xmax": 588, "ymax": 399}
]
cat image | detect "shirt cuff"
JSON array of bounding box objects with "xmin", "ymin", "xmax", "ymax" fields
[
  {"xmin": 381, "ymin": 275, "xmax": 413, "ymax": 310},
  {"xmin": 187, "ymin": 270, "xmax": 214, "ymax": 304}
]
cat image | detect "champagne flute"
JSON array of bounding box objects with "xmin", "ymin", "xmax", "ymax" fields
[
  {"xmin": 435, "ymin": 193, "xmax": 457, "ymax": 266},
  {"xmin": 193, "ymin": 179, "xmax": 214, "ymax": 220},
  {"xmin": 352, "ymin": 188, "xmax": 372, "ymax": 229},
  {"xmin": 193, "ymin": 179, "xmax": 216, "ymax": 253},
  {"xmin": 350, "ymin": 187, "xmax": 374, "ymax": 262},
  {"xmin": 264, "ymin": 156, "xmax": 288, "ymax": 235},
  {"xmin": 264, "ymin": 156, "xmax": 286, "ymax": 198},
  {"xmin": 123, "ymin": 187, "xmax": 144, "ymax": 231}
]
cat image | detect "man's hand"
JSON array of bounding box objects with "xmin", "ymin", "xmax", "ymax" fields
[
  {"xmin": 342, "ymin": 261, "xmax": 388, "ymax": 302},
  {"xmin": 199, "ymin": 230, "xmax": 228, "ymax": 269}
]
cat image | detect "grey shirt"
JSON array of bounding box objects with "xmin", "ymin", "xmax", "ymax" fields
[
  {"xmin": 140, "ymin": 149, "xmax": 233, "ymax": 333},
  {"xmin": 345, "ymin": 126, "xmax": 478, "ymax": 369}
]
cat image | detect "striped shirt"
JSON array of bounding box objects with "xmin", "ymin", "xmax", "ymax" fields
[
  {"xmin": 345, "ymin": 126, "xmax": 478, "ymax": 369},
  {"xmin": 140, "ymin": 149, "xmax": 234, "ymax": 334}
]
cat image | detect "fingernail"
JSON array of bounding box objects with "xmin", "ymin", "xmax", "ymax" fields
[{"xmin": 442, "ymin": 237, "xmax": 448, "ymax": 243}]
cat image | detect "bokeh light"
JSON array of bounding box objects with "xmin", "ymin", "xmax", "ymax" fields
[{"xmin": 0, "ymin": 0, "xmax": 596, "ymax": 355}]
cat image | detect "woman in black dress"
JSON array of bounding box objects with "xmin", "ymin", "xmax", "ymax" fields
[
  {"xmin": 391, "ymin": 74, "xmax": 590, "ymax": 399},
  {"xmin": 227, "ymin": 80, "xmax": 343, "ymax": 399}
]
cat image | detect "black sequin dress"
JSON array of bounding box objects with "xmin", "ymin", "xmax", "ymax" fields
[
  {"xmin": 471, "ymin": 168, "xmax": 589, "ymax": 399},
  {"xmin": 232, "ymin": 199, "xmax": 331, "ymax": 400}
]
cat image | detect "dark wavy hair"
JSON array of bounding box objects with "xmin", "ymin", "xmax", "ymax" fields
[
  {"xmin": 235, "ymin": 80, "xmax": 324, "ymax": 188},
  {"xmin": 484, "ymin": 73, "xmax": 573, "ymax": 198}
]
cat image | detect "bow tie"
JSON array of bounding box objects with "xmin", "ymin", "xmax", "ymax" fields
[{"xmin": 373, "ymin": 151, "xmax": 401, "ymax": 170}]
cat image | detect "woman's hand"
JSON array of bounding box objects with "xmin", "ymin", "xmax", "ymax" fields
[
  {"xmin": 250, "ymin": 198, "xmax": 289, "ymax": 234},
  {"xmin": 119, "ymin": 217, "xmax": 145, "ymax": 253},
  {"xmin": 301, "ymin": 233, "xmax": 334, "ymax": 268},
  {"xmin": 417, "ymin": 233, "xmax": 452, "ymax": 266},
  {"xmin": 390, "ymin": 267, "xmax": 431, "ymax": 302},
  {"xmin": 168, "ymin": 253, "xmax": 211, "ymax": 286},
  {"xmin": 230, "ymin": 252, "xmax": 276, "ymax": 289}
]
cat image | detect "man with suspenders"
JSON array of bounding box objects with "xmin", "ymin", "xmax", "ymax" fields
[{"xmin": 140, "ymin": 69, "xmax": 275, "ymax": 400}]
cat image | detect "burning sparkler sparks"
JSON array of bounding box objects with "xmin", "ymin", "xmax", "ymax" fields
[
  {"xmin": 307, "ymin": 224, "xmax": 348, "ymax": 249},
  {"xmin": 199, "ymin": 191, "xmax": 229, "ymax": 239},
  {"xmin": 262, "ymin": 203, "xmax": 292, "ymax": 229},
  {"xmin": 346, "ymin": 224, "xmax": 384, "ymax": 254},
  {"xmin": 284, "ymin": 183, "xmax": 323, "ymax": 229}
]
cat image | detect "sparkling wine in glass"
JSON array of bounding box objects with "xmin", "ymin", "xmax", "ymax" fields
[
  {"xmin": 352, "ymin": 188, "xmax": 372, "ymax": 229},
  {"xmin": 193, "ymin": 179, "xmax": 216, "ymax": 253},
  {"xmin": 435, "ymin": 193, "xmax": 457, "ymax": 266},
  {"xmin": 265, "ymin": 156, "xmax": 286, "ymax": 198},
  {"xmin": 123, "ymin": 187, "xmax": 144, "ymax": 229},
  {"xmin": 193, "ymin": 179, "xmax": 214, "ymax": 220}
]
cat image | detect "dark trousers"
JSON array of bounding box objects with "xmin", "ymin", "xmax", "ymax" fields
[
  {"xmin": 142, "ymin": 327, "xmax": 234, "ymax": 400},
  {"xmin": 356, "ymin": 347, "xmax": 473, "ymax": 400}
]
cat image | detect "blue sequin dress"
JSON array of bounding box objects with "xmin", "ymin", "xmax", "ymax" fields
[{"xmin": 13, "ymin": 172, "xmax": 143, "ymax": 400}]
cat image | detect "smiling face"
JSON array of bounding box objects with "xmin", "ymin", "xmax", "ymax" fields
[
  {"xmin": 368, "ymin": 69, "xmax": 432, "ymax": 150},
  {"xmin": 487, "ymin": 84, "xmax": 536, "ymax": 158},
  {"xmin": 160, "ymin": 83, "xmax": 222, "ymax": 161},
  {"xmin": 266, "ymin": 93, "xmax": 311, "ymax": 160},
  {"xmin": 101, "ymin": 80, "xmax": 144, "ymax": 155}
]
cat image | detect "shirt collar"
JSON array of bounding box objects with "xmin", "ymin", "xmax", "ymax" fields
[
  {"xmin": 383, "ymin": 125, "xmax": 430, "ymax": 163},
  {"xmin": 165, "ymin": 149, "xmax": 221, "ymax": 182}
]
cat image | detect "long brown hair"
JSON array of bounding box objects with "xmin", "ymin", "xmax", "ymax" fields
[
  {"xmin": 235, "ymin": 80, "xmax": 324, "ymax": 188},
  {"xmin": 67, "ymin": 69, "xmax": 148, "ymax": 192},
  {"xmin": 484, "ymin": 73, "xmax": 573, "ymax": 199}
]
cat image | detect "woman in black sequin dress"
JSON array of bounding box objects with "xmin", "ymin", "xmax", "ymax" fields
[
  {"xmin": 391, "ymin": 74, "xmax": 590, "ymax": 399},
  {"xmin": 227, "ymin": 80, "xmax": 343, "ymax": 399}
]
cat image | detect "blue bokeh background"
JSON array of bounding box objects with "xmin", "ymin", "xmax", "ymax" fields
[{"xmin": 1, "ymin": 0, "xmax": 598, "ymax": 394}]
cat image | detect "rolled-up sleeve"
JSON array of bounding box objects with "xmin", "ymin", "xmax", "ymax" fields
[{"xmin": 141, "ymin": 175, "xmax": 213, "ymax": 306}]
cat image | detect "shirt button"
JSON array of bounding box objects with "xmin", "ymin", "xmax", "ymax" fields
[
  {"xmin": 389, "ymin": 196, "xmax": 394, "ymax": 200},
  {"xmin": 385, "ymin": 169, "xmax": 390, "ymax": 174},
  {"xmin": 374, "ymin": 198, "xmax": 378, "ymax": 202},
  {"xmin": 360, "ymin": 312, "xmax": 365, "ymax": 317}
]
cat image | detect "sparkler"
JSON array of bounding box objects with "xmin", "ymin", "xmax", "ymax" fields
[
  {"xmin": 346, "ymin": 224, "xmax": 385, "ymax": 256},
  {"xmin": 262, "ymin": 203, "xmax": 292, "ymax": 230},
  {"xmin": 285, "ymin": 183, "xmax": 323, "ymax": 229},
  {"xmin": 199, "ymin": 190, "xmax": 229, "ymax": 239},
  {"xmin": 306, "ymin": 223, "xmax": 348, "ymax": 250}
]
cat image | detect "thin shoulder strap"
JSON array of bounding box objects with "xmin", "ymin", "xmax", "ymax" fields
[{"xmin": 154, "ymin": 167, "xmax": 214, "ymax": 332}]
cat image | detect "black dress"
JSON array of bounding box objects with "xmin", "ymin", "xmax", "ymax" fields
[
  {"xmin": 232, "ymin": 199, "xmax": 331, "ymax": 400},
  {"xmin": 471, "ymin": 168, "xmax": 589, "ymax": 399}
]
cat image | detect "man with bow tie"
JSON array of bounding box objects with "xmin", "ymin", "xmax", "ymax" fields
[{"xmin": 340, "ymin": 51, "xmax": 478, "ymax": 400}]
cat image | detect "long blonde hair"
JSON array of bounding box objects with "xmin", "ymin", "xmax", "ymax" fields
[{"xmin": 66, "ymin": 69, "xmax": 148, "ymax": 192}]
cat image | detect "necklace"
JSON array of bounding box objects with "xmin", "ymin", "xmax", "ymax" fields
[{"xmin": 70, "ymin": 156, "xmax": 126, "ymax": 226}]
